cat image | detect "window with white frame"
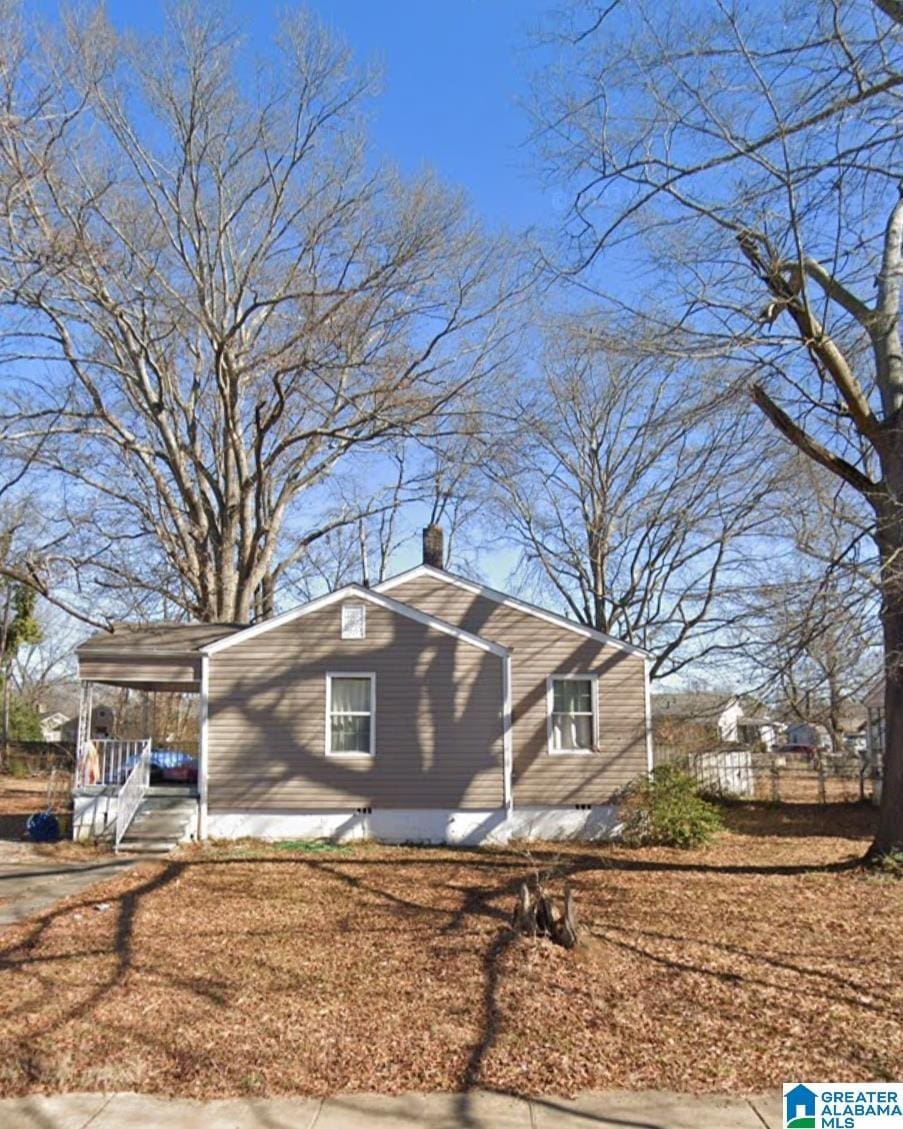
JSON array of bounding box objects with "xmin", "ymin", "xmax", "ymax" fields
[
  {"xmin": 548, "ymin": 676, "xmax": 596, "ymax": 753},
  {"xmin": 341, "ymin": 603, "xmax": 366, "ymax": 639},
  {"xmin": 326, "ymin": 673, "xmax": 375, "ymax": 755}
]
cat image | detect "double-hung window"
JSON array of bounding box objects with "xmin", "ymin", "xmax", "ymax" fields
[
  {"xmin": 548, "ymin": 675, "xmax": 597, "ymax": 754},
  {"xmin": 326, "ymin": 673, "xmax": 375, "ymax": 756}
]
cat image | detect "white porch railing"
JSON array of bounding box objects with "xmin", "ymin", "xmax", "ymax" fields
[
  {"xmin": 75, "ymin": 738, "xmax": 152, "ymax": 790},
  {"xmin": 114, "ymin": 742, "xmax": 152, "ymax": 850}
]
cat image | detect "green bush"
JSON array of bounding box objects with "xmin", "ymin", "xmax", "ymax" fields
[
  {"xmin": 620, "ymin": 763, "xmax": 723, "ymax": 849},
  {"xmin": 8, "ymin": 697, "xmax": 43, "ymax": 741}
]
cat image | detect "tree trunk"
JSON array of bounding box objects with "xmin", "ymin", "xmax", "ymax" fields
[
  {"xmin": 873, "ymin": 588, "xmax": 903, "ymax": 854},
  {"xmin": 872, "ymin": 484, "xmax": 903, "ymax": 856},
  {"xmin": 1, "ymin": 670, "xmax": 8, "ymax": 768},
  {"xmin": 511, "ymin": 880, "xmax": 579, "ymax": 948}
]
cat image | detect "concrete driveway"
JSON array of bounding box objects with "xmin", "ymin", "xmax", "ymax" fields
[
  {"xmin": 0, "ymin": 1089, "xmax": 782, "ymax": 1128},
  {"xmin": 0, "ymin": 845, "xmax": 137, "ymax": 929}
]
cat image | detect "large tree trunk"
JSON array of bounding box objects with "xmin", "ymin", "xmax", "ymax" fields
[{"xmin": 872, "ymin": 477, "xmax": 903, "ymax": 855}]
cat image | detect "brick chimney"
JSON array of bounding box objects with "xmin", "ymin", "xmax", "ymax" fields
[{"xmin": 422, "ymin": 524, "xmax": 444, "ymax": 569}]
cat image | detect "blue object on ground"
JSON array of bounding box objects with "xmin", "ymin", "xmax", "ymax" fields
[{"xmin": 26, "ymin": 811, "xmax": 61, "ymax": 842}]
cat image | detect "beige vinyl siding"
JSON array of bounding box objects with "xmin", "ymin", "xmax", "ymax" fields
[
  {"xmin": 207, "ymin": 600, "xmax": 504, "ymax": 811},
  {"xmin": 77, "ymin": 654, "xmax": 201, "ymax": 690},
  {"xmin": 384, "ymin": 576, "xmax": 647, "ymax": 804}
]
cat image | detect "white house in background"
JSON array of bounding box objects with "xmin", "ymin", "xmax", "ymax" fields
[
  {"xmin": 864, "ymin": 681, "xmax": 885, "ymax": 780},
  {"xmin": 716, "ymin": 697, "xmax": 744, "ymax": 743},
  {"xmin": 39, "ymin": 711, "xmax": 69, "ymax": 742},
  {"xmin": 653, "ymin": 692, "xmax": 782, "ymax": 751},
  {"xmin": 736, "ymin": 714, "xmax": 782, "ymax": 751},
  {"xmin": 653, "ymin": 692, "xmax": 742, "ymax": 740}
]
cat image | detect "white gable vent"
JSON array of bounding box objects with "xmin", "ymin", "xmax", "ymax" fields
[{"xmin": 341, "ymin": 603, "xmax": 366, "ymax": 639}]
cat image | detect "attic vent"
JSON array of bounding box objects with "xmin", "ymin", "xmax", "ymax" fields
[
  {"xmin": 341, "ymin": 604, "xmax": 366, "ymax": 640},
  {"xmin": 354, "ymin": 806, "xmax": 372, "ymax": 815},
  {"xmin": 574, "ymin": 803, "xmax": 593, "ymax": 811}
]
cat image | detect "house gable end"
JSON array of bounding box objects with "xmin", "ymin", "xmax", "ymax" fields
[{"xmin": 376, "ymin": 565, "xmax": 651, "ymax": 658}]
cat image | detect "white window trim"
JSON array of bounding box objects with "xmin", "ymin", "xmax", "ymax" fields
[
  {"xmin": 341, "ymin": 603, "xmax": 367, "ymax": 640},
  {"xmin": 546, "ymin": 674, "xmax": 599, "ymax": 756},
  {"xmin": 325, "ymin": 672, "xmax": 376, "ymax": 757}
]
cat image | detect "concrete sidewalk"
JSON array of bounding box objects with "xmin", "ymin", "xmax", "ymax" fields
[
  {"xmin": 0, "ymin": 1089, "xmax": 782, "ymax": 1127},
  {"xmin": 0, "ymin": 854, "xmax": 137, "ymax": 929}
]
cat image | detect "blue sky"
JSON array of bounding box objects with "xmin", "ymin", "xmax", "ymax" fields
[{"xmin": 95, "ymin": 0, "xmax": 556, "ymax": 233}]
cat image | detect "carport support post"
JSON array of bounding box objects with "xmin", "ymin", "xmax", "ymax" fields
[
  {"xmin": 75, "ymin": 680, "xmax": 93, "ymax": 784},
  {"xmin": 198, "ymin": 653, "xmax": 209, "ymax": 840}
]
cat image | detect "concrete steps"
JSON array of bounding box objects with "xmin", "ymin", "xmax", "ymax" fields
[{"xmin": 118, "ymin": 794, "xmax": 198, "ymax": 855}]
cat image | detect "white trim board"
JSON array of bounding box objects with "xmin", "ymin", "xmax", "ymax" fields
[
  {"xmin": 200, "ymin": 583, "xmax": 509, "ymax": 658},
  {"xmin": 376, "ymin": 565, "xmax": 652, "ymax": 658},
  {"xmin": 644, "ymin": 657, "xmax": 654, "ymax": 774}
]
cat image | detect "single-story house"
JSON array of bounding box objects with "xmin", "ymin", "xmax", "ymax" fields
[
  {"xmin": 864, "ymin": 680, "xmax": 885, "ymax": 790},
  {"xmin": 784, "ymin": 720, "xmax": 831, "ymax": 749},
  {"xmin": 72, "ymin": 528, "xmax": 653, "ymax": 847},
  {"xmin": 41, "ymin": 706, "xmax": 114, "ymax": 743},
  {"xmin": 652, "ymin": 691, "xmax": 781, "ymax": 757},
  {"xmin": 39, "ymin": 711, "xmax": 70, "ymax": 742}
]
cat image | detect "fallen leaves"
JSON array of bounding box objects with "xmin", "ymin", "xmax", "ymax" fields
[{"xmin": 0, "ymin": 802, "xmax": 898, "ymax": 1098}]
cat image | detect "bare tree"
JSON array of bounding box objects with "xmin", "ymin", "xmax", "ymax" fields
[
  {"xmin": 531, "ymin": 0, "xmax": 903, "ymax": 851},
  {"xmin": 484, "ymin": 320, "xmax": 782, "ymax": 678},
  {"xmin": 0, "ymin": 3, "xmax": 521, "ymax": 624},
  {"xmin": 10, "ymin": 604, "xmax": 81, "ymax": 716},
  {"xmin": 286, "ymin": 426, "xmax": 489, "ymax": 597},
  {"xmin": 743, "ymin": 570, "xmax": 879, "ymax": 752}
]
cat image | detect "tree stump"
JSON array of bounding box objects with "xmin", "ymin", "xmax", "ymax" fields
[{"xmin": 511, "ymin": 879, "xmax": 579, "ymax": 948}]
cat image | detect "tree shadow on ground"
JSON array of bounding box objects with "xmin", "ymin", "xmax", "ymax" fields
[
  {"xmin": 0, "ymin": 829, "xmax": 889, "ymax": 1101},
  {"xmin": 718, "ymin": 801, "xmax": 876, "ymax": 841}
]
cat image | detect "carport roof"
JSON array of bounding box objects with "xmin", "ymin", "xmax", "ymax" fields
[{"xmin": 77, "ymin": 621, "xmax": 243, "ymax": 656}]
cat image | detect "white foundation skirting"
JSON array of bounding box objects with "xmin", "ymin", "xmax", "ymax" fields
[
  {"xmin": 72, "ymin": 789, "xmax": 118, "ymax": 841},
  {"xmin": 206, "ymin": 805, "xmax": 622, "ymax": 846}
]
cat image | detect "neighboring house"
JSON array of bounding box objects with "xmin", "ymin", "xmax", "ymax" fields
[
  {"xmin": 652, "ymin": 692, "xmax": 782, "ymax": 754},
  {"xmin": 72, "ymin": 528, "xmax": 653, "ymax": 846},
  {"xmin": 39, "ymin": 711, "xmax": 69, "ymax": 742},
  {"xmin": 864, "ymin": 680, "xmax": 885, "ymax": 784},
  {"xmin": 736, "ymin": 715, "xmax": 782, "ymax": 751},
  {"xmin": 41, "ymin": 707, "xmax": 114, "ymax": 743},
  {"xmin": 61, "ymin": 705, "xmax": 115, "ymax": 743},
  {"xmin": 784, "ymin": 720, "xmax": 831, "ymax": 750},
  {"xmin": 653, "ymin": 691, "xmax": 740, "ymax": 743}
]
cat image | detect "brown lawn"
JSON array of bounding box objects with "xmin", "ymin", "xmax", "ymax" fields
[
  {"xmin": 0, "ymin": 776, "xmax": 97, "ymax": 860},
  {"xmin": 0, "ymin": 802, "xmax": 899, "ymax": 1098}
]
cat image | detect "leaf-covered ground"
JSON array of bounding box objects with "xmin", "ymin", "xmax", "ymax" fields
[{"xmin": 0, "ymin": 802, "xmax": 899, "ymax": 1098}]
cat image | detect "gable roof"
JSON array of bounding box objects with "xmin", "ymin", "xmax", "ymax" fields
[
  {"xmin": 199, "ymin": 583, "xmax": 510, "ymax": 658},
  {"xmin": 375, "ymin": 565, "xmax": 652, "ymax": 658},
  {"xmin": 652, "ymin": 691, "xmax": 738, "ymax": 721}
]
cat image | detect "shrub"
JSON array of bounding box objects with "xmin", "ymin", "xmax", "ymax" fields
[{"xmin": 620, "ymin": 763, "xmax": 723, "ymax": 849}]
